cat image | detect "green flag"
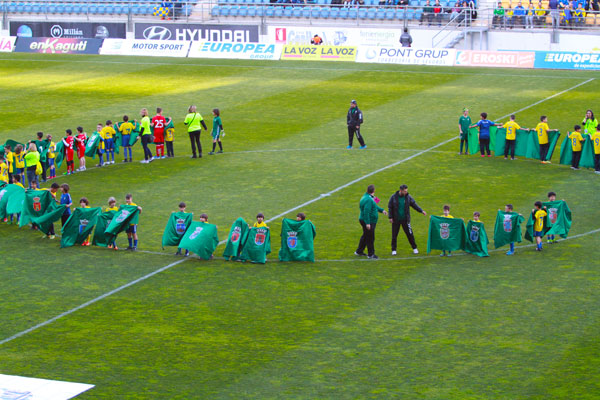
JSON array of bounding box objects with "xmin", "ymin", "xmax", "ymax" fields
[
  {"xmin": 493, "ymin": 210, "xmax": 524, "ymax": 249},
  {"xmin": 494, "ymin": 128, "xmax": 532, "ymax": 158},
  {"xmin": 526, "ymin": 129, "xmax": 561, "ymax": 160},
  {"xmin": 524, "ymin": 210, "xmax": 549, "ymax": 243},
  {"xmin": 92, "ymin": 210, "xmax": 118, "ymax": 247},
  {"xmin": 54, "ymin": 139, "xmax": 65, "ymax": 170},
  {"xmin": 162, "ymin": 211, "xmax": 194, "ymax": 248},
  {"xmin": 19, "ymin": 189, "xmax": 53, "ymax": 227},
  {"xmin": 468, "ymin": 126, "xmax": 497, "ymax": 155},
  {"xmin": 113, "ymin": 122, "xmax": 123, "ymax": 154},
  {"xmin": 240, "ymin": 227, "xmax": 271, "ymax": 264},
  {"xmin": 130, "ymin": 122, "xmax": 142, "ymax": 146},
  {"xmin": 543, "ymin": 200, "xmax": 571, "ymax": 238},
  {"xmin": 427, "ymin": 216, "xmax": 466, "ymax": 253},
  {"xmin": 278, "ymin": 218, "xmax": 316, "ymax": 262},
  {"xmin": 559, "ymin": 134, "xmax": 595, "ymax": 168},
  {"xmin": 463, "ymin": 220, "xmax": 489, "ymax": 257},
  {"xmin": 0, "ymin": 184, "xmax": 25, "ymax": 220},
  {"xmin": 84, "ymin": 133, "xmax": 101, "ymax": 158},
  {"xmin": 222, "ymin": 217, "xmax": 250, "ymax": 260},
  {"xmin": 30, "ymin": 203, "xmax": 67, "ymax": 235},
  {"xmin": 60, "ymin": 207, "xmax": 101, "ymax": 248},
  {"xmin": 105, "ymin": 204, "xmax": 140, "ymax": 242},
  {"xmin": 179, "ymin": 221, "xmax": 219, "ymax": 260}
]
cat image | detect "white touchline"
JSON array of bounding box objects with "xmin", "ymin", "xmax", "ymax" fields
[{"xmin": 0, "ymin": 78, "xmax": 593, "ymax": 347}]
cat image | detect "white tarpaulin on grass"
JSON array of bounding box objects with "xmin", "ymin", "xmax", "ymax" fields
[{"xmin": 0, "ymin": 374, "xmax": 94, "ymax": 399}]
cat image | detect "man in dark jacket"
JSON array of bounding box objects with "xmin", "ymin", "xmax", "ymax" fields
[
  {"xmin": 347, "ymin": 99, "xmax": 366, "ymax": 149},
  {"xmin": 356, "ymin": 184, "xmax": 387, "ymax": 259},
  {"xmin": 388, "ymin": 184, "xmax": 427, "ymax": 255},
  {"xmin": 400, "ymin": 28, "xmax": 412, "ymax": 47}
]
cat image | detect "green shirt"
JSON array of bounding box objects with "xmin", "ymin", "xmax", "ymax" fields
[
  {"xmin": 459, "ymin": 115, "xmax": 472, "ymax": 137},
  {"xmin": 212, "ymin": 116, "xmax": 222, "ymax": 135},
  {"xmin": 359, "ymin": 192, "xmax": 383, "ymax": 225},
  {"xmin": 184, "ymin": 112, "xmax": 204, "ymax": 132},
  {"xmin": 140, "ymin": 116, "xmax": 151, "ymax": 136},
  {"xmin": 396, "ymin": 196, "xmax": 406, "ymax": 220},
  {"xmin": 494, "ymin": 7, "xmax": 505, "ymax": 16}
]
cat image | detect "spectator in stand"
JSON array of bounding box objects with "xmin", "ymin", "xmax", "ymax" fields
[
  {"xmin": 398, "ymin": 0, "xmax": 409, "ymax": 9},
  {"xmin": 493, "ymin": 1, "xmax": 505, "ymax": 27},
  {"xmin": 451, "ymin": 1, "xmax": 463, "ymax": 23},
  {"xmin": 400, "ymin": 28, "xmax": 412, "ymax": 47},
  {"xmin": 561, "ymin": 3, "xmax": 573, "ymax": 27},
  {"xmin": 468, "ymin": 0, "xmax": 477, "ymax": 22},
  {"xmin": 525, "ymin": 1, "xmax": 535, "ymax": 28},
  {"xmin": 514, "ymin": 1, "xmax": 526, "ymax": 27},
  {"xmin": 434, "ymin": 0, "xmax": 444, "ymax": 25},
  {"xmin": 311, "ymin": 34, "xmax": 323, "ymax": 45},
  {"xmin": 549, "ymin": 0, "xmax": 559, "ymax": 28},
  {"xmin": 534, "ymin": 0, "xmax": 546, "ymax": 26},
  {"xmin": 573, "ymin": 2, "xmax": 586, "ymax": 26},
  {"xmin": 421, "ymin": 0, "xmax": 434, "ymax": 25},
  {"xmin": 505, "ymin": 2, "xmax": 514, "ymax": 27}
]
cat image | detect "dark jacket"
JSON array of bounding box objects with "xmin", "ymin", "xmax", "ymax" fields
[
  {"xmin": 387, "ymin": 192, "xmax": 423, "ymax": 223},
  {"xmin": 400, "ymin": 32, "xmax": 412, "ymax": 47},
  {"xmin": 347, "ymin": 106, "xmax": 363, "ymax": 127}
]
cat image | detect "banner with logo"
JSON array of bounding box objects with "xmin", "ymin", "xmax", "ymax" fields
[
  {"xmin": 0, "ymin": 36, "xmax": 16, "ymax": 53},
  {"xmin": 10, "ymin": 21, "xmax": 126, "ymax": 39},
  {"xmin": 455, "ymin": 50, "xmax": 535, "ymax": 68},
  {"xmin": 269, "ymin": 26, "xmax": 403, "ymax": 47},
  {"xmin": 356, "ymin": 46, "xmax": 455, "ymax": 66},
  {"xmin": 100, "ymin": 39, "xmax": 191, "ymax": 57},
  {"xmin": 281, "ymin": 45, "xmax": 356, "ymax": 61},
  {"xmin": 188, "ymin": 41, "xmax": 282, "ymax": 60},
  {"xmin": 533, "ymin": 51, "xmax": 600, "ymax": 70},
  {"xmin": 14, "ymin": 37, "xmax": 103, "ymax": 54},
  {"xmin": 135, "ymin": 23, "xmax": 259, "ymax": 42}
]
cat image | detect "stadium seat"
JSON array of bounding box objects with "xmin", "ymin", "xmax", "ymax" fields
[
  {"xmin": 274, "ymin": 6, "xmax": 284, "ymax": 16},
  {"xmin": 301, "ymin": 6, "xmax": 310, "ymax": 17},
  {"xmin": 229, "ymin": 5, "xmax": 240, "ymax": 15},
  {"xmin": 265, "ymin": 6, "xmax": 275, "ymax": 16},
  {"xmin": 292, "ymin": 6, "xmax": 302, "ymax": 16},
  {"xmin": 211, "ymin": 6, "xmax": 220, "ymax": 16},
  {"xmin": 375, "ymin": 8, "xmax": 385, "ymax": 18},
  {"xmin": 311, "ymin": 6, "xmax": 320, "ymax": 17},
  {"xmin": 283, "ymin": 6, "xmax": 293, "ymax": 16},
  {"xmin": 385, "ymin": 8, "xmax": 395, "ymax": 18},
  {"xmin": 238, "ymin": 5, "xmax": 248, "ymax": 15},
  {"xmin": 339, "ymin": 8, "xmax": 349, "ymax": 18},
  {"xmin": 247, "ymin": 6, "xmax": 257, "ymax": 15},
  {"xmin": 348, "ymin": 8, "xmax": 357, "ymax": 18},
  {"xmin": 329, "ymin": 6, "xmax": 339, "ymax": 17},
  {"xmin": 358, "ymin": 7, "xmax": 367, "ymax": 18},
  {"xmin": 320, "ymin": 6, "xmax": 331, "ymax": 17},
  {"xmin": 220, "ymin": 5, "xmax": 231, "ymax": 15}
]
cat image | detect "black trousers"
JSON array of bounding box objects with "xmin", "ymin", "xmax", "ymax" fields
[
  {"xmin": 61, "ymin": 214, "xmax": 70, "ymax": 226},
  {"xmin": 189, "ymin": 130, "xmax": 202, "ymax": 157},
  {"xmin": 357, "ymin": 220, "xmax": 376, "ymax": 256},
  {"xmin": 595, "ymin": 153, "xmax": 600, "ymax": 171},
  {"xmin": 540, "ymin": 142, "xmax": 550, "ymax": 161},
  {"xmin": 141, "ymin": 134, "xmax": 153, "ymax": 160},
  {"xmin": 572, "ymin": 150, "xmax": 582, "ymax": 168},
  {"xmin": 391, "ymin": 220, "xmax": 417, "ymax": 251},
  {"xmin": 479, "ymin": 138, "xmax": 490, "ymax": 155},
  {"xmin": 348, "ymin": 126, "xmax": 365, "ymax": 147},
  {"xmin": 504, "ymin": 139, "xmax": 516, "ymax": 158},
  {"xmin": 166, "ymin": 141, "xmax": 174, "ymax": 157}
]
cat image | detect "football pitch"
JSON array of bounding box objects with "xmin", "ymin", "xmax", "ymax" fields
[{"xmin": 1, "ymin": 53, "xmax": 599, "ymax": 399}]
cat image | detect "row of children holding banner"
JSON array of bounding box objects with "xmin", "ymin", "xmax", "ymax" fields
[
  {"xmin": 459, "ymin": 110, "xmax": 600, "ymax": 172},
  {"xmin": 427, "ymin": 192, "xmax": 571, "ymax": 257}
]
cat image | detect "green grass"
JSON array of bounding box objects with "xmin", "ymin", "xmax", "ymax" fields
[{"xmin": 0, "ymin": 53, "xmax": 599, "ymax": 399}]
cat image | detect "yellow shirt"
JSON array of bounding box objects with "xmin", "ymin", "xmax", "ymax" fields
[
  {"xmin": 101, "ymin": 126, "xmax": 116, "ymax": 140},
  {"xmin": 14, "ymin": 181, "xmax": 24, "ymax": 188},
  {"xmin": 503, "ymin": 121, "xmax": 521, "ymax": 141},
  {"xmin": 106, "ymin": 206, "xmax": 119, "ymax": 212},
  {"xmin": 442, "ymin": 214, "xmax": 454, "ymax": 218},
  {"xmin": 591, "ymin": 132, "xmax": 600, "ymax": 154},
  {"xmin": 536, "ymin": 122, "xmax": 549, "ymax": 145},
  {"xmin": 534, "ymin": 209, "xmax": 547, "ymax": 232},
  {"xmin": 253, "ymin": 221, "xmax": 268, "ymax": 228},
  {"xmin": 165, "ymin": 127, "xmax": 175, "ymax": 142},
  {"xmin": 119, "ymin": 122, "xmax": 135, "ymax": 136},
  {"xmin": 0, "ymin": 162, "xmax": 8, "ymax": 183},
  {"xmin": 47, "ymin": 141, "xmax": 56, "ymax": 159},
  {"xmin": 14, "ymin": 153, "xmax": 24, "ymax": 169},
  {"xmin": 5, "ymin": 151, "xmax": 13, "ymax": 173},
  {"xmin": 569, "ymin": 131, "xmax": 584, "ymax": 152}
]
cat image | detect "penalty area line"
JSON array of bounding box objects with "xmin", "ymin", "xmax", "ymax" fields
[{"xmin": 0, "ymin": 75, "xmax": 591, "ymax": 347}]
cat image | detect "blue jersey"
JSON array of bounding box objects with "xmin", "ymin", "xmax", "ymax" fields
[
  {"xmin": 60, "ymin": 193, "xmax": 72, "ymax": 215},
  {"xmin": 476, "ymin": 119, "xmax": 495, "ymax": 139}
]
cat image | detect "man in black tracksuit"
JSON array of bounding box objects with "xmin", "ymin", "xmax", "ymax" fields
[
  {"xmin": 388, "ymin": 184, "xmax": 427, "ymax": 255},
  {"xmin": 347, "ymin": 99, "xmax": 366, "ymax": 149}
]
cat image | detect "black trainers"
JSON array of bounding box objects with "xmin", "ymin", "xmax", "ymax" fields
[
  {"xmin": 368, "ymin": 254, "xmax": 379, "ymax": 259},
  {"xmin": 354, "ymin": 251, "xmax": 367, "ymax": 256},
  {"xmin": 209, "ymin": 152, "xmax": 215, "ymax": 155}
]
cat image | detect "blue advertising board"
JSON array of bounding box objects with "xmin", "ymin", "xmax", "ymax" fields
[{"xmin": 534, "ymin": 51, "xmax": 600, "ymax": 70}]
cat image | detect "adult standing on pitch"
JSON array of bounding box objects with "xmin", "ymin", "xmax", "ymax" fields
[
  {"xmin": 355, "ymin": 184, "xmax": 387, "ymax": 259},
  {"xmin": 347, "ymin": 99, "xmax": 366, "ymax": 149},
  {"xmin": 184, "ymin": 105, "xmax": 208, "ymax": 159},
  {"xmin": 139, "ymin": 108, "xmax": 154, "ymax": 163},
  {"xmin": 388, "ymin": 184, "xmax": 427, "ymax": 255}
]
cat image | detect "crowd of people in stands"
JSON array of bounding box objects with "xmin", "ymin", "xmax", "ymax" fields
[
  {"xmin": 420, "ymin": 0, "xmax": 478, "ymax": 26},
  {"xmin": 493, "ymin": 0, "xmax": 599, "ymax": 29}
]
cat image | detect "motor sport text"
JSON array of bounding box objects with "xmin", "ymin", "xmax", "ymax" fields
[{"xmin": 131, "ymin": 42, "xmax": 186, "ymax": 51}]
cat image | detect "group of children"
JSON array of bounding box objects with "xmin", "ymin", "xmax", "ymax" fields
[
  {"xmin": 459, "ymin": 108, "xmax": 600, "ymax": 172},
  {"xmin": 437, "ymin": 191, "xmax": 560, "ymax": 257}
]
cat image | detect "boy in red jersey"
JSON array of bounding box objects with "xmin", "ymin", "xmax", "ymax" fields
[
  {"xmin": 151, "ymin": 107, "xmax": 170, "ymax": 159},
  {"xmin": 74, "ymin": 126, "xmax": 87, "ymax": 171},
  {"xmin": 62, "ymin": 129, "xmax": 75, "ymax": 175}
]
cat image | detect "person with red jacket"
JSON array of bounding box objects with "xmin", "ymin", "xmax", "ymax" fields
[
  {"xmin": 152, "ymin": 107, "xmax": 170, "ymax": 159},
  {"xmin": 62, "ymin": 129, "xmax": 75, "ymax": 175}
]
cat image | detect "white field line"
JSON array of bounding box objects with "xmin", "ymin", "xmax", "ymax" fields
[
  {"xmin": 0, "ymin": 56, "xmax": 593, "ymax": 80},
  {"xmin": 0, "ymin": 78, "xmax": 592, "ymax": 347}
]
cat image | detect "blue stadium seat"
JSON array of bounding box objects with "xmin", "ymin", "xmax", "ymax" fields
[
  {"xmin": 292, "ymin": 6, "xmax": 302, "ymax": 16},
  {"xmin": 385, "ymin": 8, "xmax": 395, "ymax": 18},
  {"xmin": 358, "ymin": 7, "xmax": 367, "ymax": 18},
  {"xmin": 367, "ymin": 8, "xmax": 376, "ymax": 18},
  {"xmin": 348, "ymin": 8, "xmax": 357, "ymax": 18},
  {"xmin": 320, "ymin": 6, "xmax": 330, "ymax": 17},
  {"xmin": 255, "ymin": 5, "xmax": 265, "ymax": 15},
  {"xmin": 229, "ymin": 5, "xmax": 239, "ymax": 15},
  {"xmin": 301, "ymin": 6, "xmax": 310, "ymax": 17},
  {"xmin": 375, "ymin": 8, "xmax": 385, "ymax": 18},
  {"xmin": 247, "ymin": 6, "xmax": 256, "ymax": 15},
  {"xmin": 265, "ymin": 6, "xmax": 274, "ymax": 16},
  {"xmin": 24, "ymin": 4, "xmax": 33, "ymax": 12},
  {"xmin": 211, "ymin": 6, "xmax": 220, "ymax": 16},
  {"xmin": 238, "ymin": 5, "xmax": 248, "ymax": 15},
  {"xmin": 283, "ymin": 6, "xmax": 293, "ymax": 16},
  {"xmin": 311, "ymin": 6, "xmax": 320, "ymax": 17},
  {"xmin": 339, "ymin": 8, "xmax": 348, "ymax": 18},
  {"xmin": 329, "ymin": 6, "xmax": 339, "ymax": 17},
  {"xmin": 220, "ymin": 5, "xmax": 230, "ymax": 15}
]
